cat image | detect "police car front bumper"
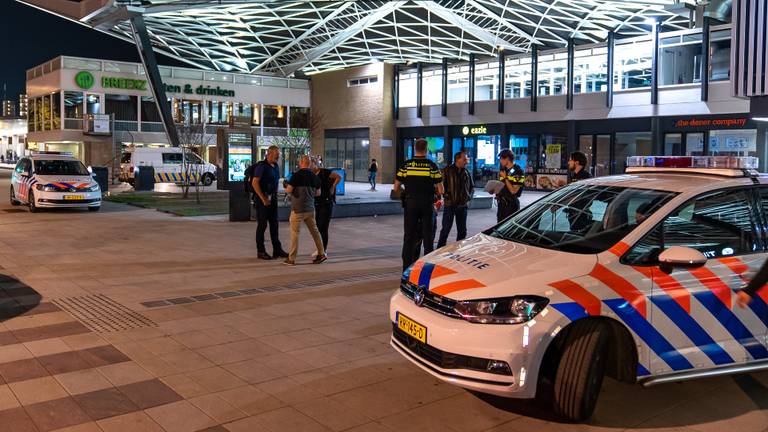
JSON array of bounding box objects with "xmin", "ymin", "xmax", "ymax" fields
[
  {"xmin": 389, "ymin": 290, "xmax": 539, "ymax": 398},
  {"xmin": 35, "ymin": 191, "xmax": 101, "ymax": 208}
]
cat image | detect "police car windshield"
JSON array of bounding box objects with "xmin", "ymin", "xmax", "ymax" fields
[
  {"xmin": 487, "ymin": 185, "xmax": 677, "ymax": 254},
  {"xmin": 34, "ymin": 160, "xmax": 90, "ymax": 176}
]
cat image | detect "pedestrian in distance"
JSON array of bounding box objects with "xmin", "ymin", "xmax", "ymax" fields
[
  {"xmin": 368, "ymin": 158, "xmax": 379, "ymax": 191},
  {"xmin": 394, "ymin": 138, "xmax": 444, "ymax": 271},
  {"xmin": 568, "ymin": 151, "xmax": 592, "ymax": 183},
  {"xmin": 496, "ymin": 149, "xmax": 525, "ymax": 223},
  {"xmin": 284, "ymin": 154, "xmax": 327, "ymax": 265},
  {"xmin": 437, "ymin": 150, "xmax": 474, "ymax": 248},
  {"xmin": 251, "ymin": 145, "xmax": 288, "ymax": 260},
  {"xmin": 311, "ymin": 156, "xmax": 341, "ymax": 254}
]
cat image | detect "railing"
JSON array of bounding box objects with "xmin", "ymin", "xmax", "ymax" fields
[
  {"xmin": 114, "ymin": 121, "xmax": 138, "ymax": 132},
  {"xmin": 140, "ymin": 122, "xmax": 165, "ymax": 133}
]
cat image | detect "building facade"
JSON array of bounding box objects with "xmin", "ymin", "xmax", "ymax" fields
[{"xmin": 25, "ymin": 56, "xmax": 311, "ymax": 171}]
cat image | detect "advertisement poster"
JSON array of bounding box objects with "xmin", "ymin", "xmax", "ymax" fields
[
  {"xmin": 535, "ymin": 174, "xmax": 568, "ymax": 190},
  {"xmin": 228, "ymin": 146, "xmax": 251, "ymax": 182},
  {"xmin": 545, "ymin": 144, "xmax": 562, "ymax": 169}
]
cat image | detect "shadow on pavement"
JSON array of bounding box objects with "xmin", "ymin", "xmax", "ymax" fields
[{"xmin": 0, "ymin": 273, "xmax": 42, "ymax": 321}]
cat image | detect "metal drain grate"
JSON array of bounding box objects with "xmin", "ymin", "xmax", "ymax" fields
[
  {"xmin": 141, "ymin": 270, "xmax": 400, "ymax": 308},
  {"xmin": 54, "ymin": 294, "xmax": 157, "ymax": 332}
]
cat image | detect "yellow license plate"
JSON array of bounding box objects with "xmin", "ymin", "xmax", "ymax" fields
[
  {"xmin": 397, "ymin": 312, "xmax": 427, "ymax": 344},
  {"xmin": 64, "ymin": 195, "xmax": 84, "ymax": 200}
]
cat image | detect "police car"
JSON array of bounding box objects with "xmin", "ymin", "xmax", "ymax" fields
[
  {"xmin": 390, "ymin": 155, "xmax": 768, "ymax": 422},
  {"xmin": 10, "ymin": 152, "xmax": 101, "ymax": 212}
]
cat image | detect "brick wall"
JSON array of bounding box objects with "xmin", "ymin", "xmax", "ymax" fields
[{"xmin": 310, "ymin": 63, "xmax": 396, "ymax": 183}]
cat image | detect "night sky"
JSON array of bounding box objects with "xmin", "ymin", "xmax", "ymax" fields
[{"xmin": 0, "ymin": 0, "xmax": 185, "ymax": 105}]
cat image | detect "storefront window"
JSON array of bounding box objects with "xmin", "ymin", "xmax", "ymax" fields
[
  {"xmin": 615, "ymin": 39, "xmax": 653, "ymax": 89},
  {"xmin": 86, "ymin": 94, "xmax": 101, "ymax": 116},
  {"xmin": 709, "ymin": 129, "xmax": 757, "ymax": 157},
  {"xmin": 504, "ymin": 57, "xmax": 532, "ymax": 99},
  {"xmin": 510, "ymin": 134, "xmax": 534, "ymax": 172},
  {"xmin": 664, "ymin": 133, "xmax": 682, "ymax": 155},
  {"xmin": 475, "ymin": 61, "xmax": 497, "ymax": 101},
  {"xmin": 423, "ymin": 68, "xmax": 443, "ymax": 106},
  {"xmin": 398, "ymin": 69, "xmax": 417, "ymax": 108},
  {"xmin": 105, "ymin": 94, "xmax": 138, "ymax": 121},
  {"xmin": 659, "ymin": 42, "xmax": 702, "ymax": 86},
  {"xmin": 141, "ymin": 96, "xmax": 161, "ymax": 123},
  {"xmin": 324, "ymin": 138, "xmax": 338, "ymax": 168},
  {"xmin": 574, "ymin": 47, "xmax": 608, "ymax": 93},
  {"xmin": 263, "ymin": 105, "xmax": 287, "ymax": 128},
  {"xmin": 447, "ymin": 64, "xmax": 469, "ymax": 103},
  {"xmin": 41, "ymin": 96, "xmax": 50, "ymax": 131},
  {"xmin": 685, "ymin": 132, "xmax": 705, "ymax": 156},
  {"xmin": 28, "ymin": 97, "xmax": 37, "ymax": 132},
  {"xmin": 540, "ymin": 135, "xmax": 566, "ymax": 169},
  {"xmin": 615, "ymin": 132, "xmax": 652, "ymax": 173},
  {"xmin": 64, "ymin": 91, "xmax": 83, "ymax": 119},
  {"xmin": 537, "ymin": 53, "xmax": 568, "ymax": 96},
  {"xmin": 710, "ymin": 32, "xmax": 731, "ymax": 81},
  {"xmin": 475, "ymin": 135, "xmax": 500, "ymax": 184},
  {"xmin": 51, "ymin": 92, "xmax": 61, "ymax": 130},
  {"xmin": 425, "ymin": 137, "xmax": 446, "ymax": 166},
  {"xmin": 289, "ymin": 107, "xmax": 309, "ymax": 129}
]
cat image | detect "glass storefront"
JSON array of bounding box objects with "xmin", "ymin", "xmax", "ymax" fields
[
  {"xmin": 615, "ymin": 132, "xmax": 652, "ymax": 173},
  {"xmin": 709, "ymin": 129, "xmax": 758, "ymax": 157},
  {"xmin": 323, "ymin": 128, "xmax": 370, "ymax": 182}
]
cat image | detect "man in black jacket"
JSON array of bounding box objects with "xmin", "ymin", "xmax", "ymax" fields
[{"xmin": 437, "ymin": 151, "xmax": 474, "ymax": 248}]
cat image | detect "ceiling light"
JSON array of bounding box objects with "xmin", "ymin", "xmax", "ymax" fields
[{"xmin": 753, "ymin": 117, "xmax": 768, "ymax": 122}]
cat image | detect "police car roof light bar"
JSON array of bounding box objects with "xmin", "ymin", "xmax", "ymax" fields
[
  {"xmin": 626, "ymin": 156, "xmax": 760, "ymax": 178},
  {"xmin": 31, "ymin": 151, "xmax": 74, "ymax": 156}
]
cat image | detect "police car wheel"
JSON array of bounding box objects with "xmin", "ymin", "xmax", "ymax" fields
[
  {"xmin": 88, "ymin": 206, "xmax": 100, "ymax": 212},
  {"xmin": 552, "ymin": 320, "xmax": 608, "ymax": 422},
  {"xmin": 28, "ymin": 192, "xmax": 39, "ymax": 213},
  {"xmin": 9, "ymin": 186, "xmax": 20, "ymax": 206},
  {"xmin": 202, "ymin": 173, "xmax": 214, "ymax": 186}
]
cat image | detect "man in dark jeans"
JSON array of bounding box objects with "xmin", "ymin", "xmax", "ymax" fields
[
  {"xmin": 251, "ymin": 145, "xmax": 288, "ymax": 260},
  {"xmin": 311, "ymin": 156, "xmax": 341, "ymax": 254},
  {"xmin": 437, "ymin": 150, "xmax": 474, "ymax": 248},
  {"xmin": 368, "ymin": 159, "xmax": 378, "ymax": 191}
]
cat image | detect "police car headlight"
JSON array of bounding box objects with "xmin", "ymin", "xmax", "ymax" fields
[
  {"xmin": 35, "ymin": 184, "xmax": 61, "ymax": 192},
  {"xmin": 454, "ymin": 296, "xmax": 549, "ymax": 324},
  {"xmin": 84, "ymin": 184, "xmax": 100, "ymax": 192}
]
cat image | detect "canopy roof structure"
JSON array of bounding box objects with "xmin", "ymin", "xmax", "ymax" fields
[{"xmin": 24, "ymin": 0, "xmax": 702, "ymax": 76}]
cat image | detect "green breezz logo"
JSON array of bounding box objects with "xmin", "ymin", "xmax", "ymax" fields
[{"xmin": 75, "ymin": 71, "xmax": 95, "ymax": 90}]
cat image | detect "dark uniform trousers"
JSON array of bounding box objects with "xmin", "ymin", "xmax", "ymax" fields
[
  {"xmin": 497, "ymin": 197, "xmax": 520, "ymax": 222},
  {"xmin": 255, "ymin": 197, "xmax": 283, "ymax": 254},
  {"xmin": 402, "ymin": 198, "xmax": 435, "ymax": 271}
]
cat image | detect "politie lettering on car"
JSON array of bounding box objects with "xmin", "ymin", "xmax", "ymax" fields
[{"xmin": 390, "ymin": 155, "xmax": 768, "ymax": 422}]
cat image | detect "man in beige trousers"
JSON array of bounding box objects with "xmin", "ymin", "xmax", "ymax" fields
[{"xmin": 283, "ymin": 155, "xmax": 327, "ymax": 265}]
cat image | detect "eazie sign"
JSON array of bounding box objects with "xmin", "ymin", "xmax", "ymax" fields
[{"xmin": 75, "ymin": 71, "xmax": 236, "ymax": 98}]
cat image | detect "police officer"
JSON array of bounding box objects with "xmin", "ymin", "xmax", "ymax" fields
[
  {"xmin": 496, "ymin": 149, "xmax": 525, "ymax": 222},
  {"xmin": 568, "ymin": 151, "xmax": 592, "ymax": 183},
  {"xmin": 394, "ymin": 138, "xmax": 444, "ymax": 271}
]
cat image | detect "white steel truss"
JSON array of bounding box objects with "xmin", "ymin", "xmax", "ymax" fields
[{"xmin": 77, "ymin": 0, "xmax": 695, "ymax": 76}]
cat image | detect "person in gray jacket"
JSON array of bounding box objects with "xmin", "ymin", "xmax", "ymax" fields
[{"xmin": 437, "ymin": 151, "xmax": 474, "ymax": 248}]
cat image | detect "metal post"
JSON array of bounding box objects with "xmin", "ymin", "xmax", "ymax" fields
[
  {"xmin": 416, "ymin": 63, "xmax": 423, "ymax": 119},
  {"xmin": 531, "ymin": 45, "xmax": 538, "ymax": 112},
  {"xmin": 498, "ymin": 53, "xmax": 505, "ymax": 113},
  {"xmin": 701, "ymin": 16, "xmax": 711, "ymax": 101},
  {"xmin": 651, "ymin": 21, "xmax": 660, "ymax": 105},
  {"xmin": 566, "ymin": 38, "xmax": 575, "ymax": 110},
  {"xmin": 128, "ymin": 14, "xmax": 179, "ymax": 147},
  {"xmin": 468, "ymin": 53, "xmax": 476, "ymax": 115},
  {"xmin": 393, "ymin": 64, "xmax": 400, "ymax": 120},
  {"xmin": 607, "ymin": 31, "xmax": 615, "ymax": 108},
  {"xmin": 441, "ymin": 58, "xmax": 448, "ymax": 117}
]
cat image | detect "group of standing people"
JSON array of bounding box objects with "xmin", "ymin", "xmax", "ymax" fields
[{"xmin": 250, "ymin": 145, "xmax": 339, "ymax": 265}]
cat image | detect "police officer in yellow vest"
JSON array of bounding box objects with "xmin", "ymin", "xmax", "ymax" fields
[
  {"xmin": 394, "ymin": 138, "xmax": 444, "ymax": 271},
  {"xmin": 496, "ymin": 149, "xmax": 525, "ymax": 222}
]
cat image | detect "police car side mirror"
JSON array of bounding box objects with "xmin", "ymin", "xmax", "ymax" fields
[{"xmin": 658, "ymin": 246, "xmax": 707, "ymax": 273}]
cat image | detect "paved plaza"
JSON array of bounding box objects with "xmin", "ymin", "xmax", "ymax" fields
[{"xmin": 0, "ymin": 171, "xmax": 767, "ymax": 432}]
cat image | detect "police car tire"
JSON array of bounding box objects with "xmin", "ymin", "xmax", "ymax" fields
[
  {"xmin": 552, "ymin": 320, "xmax": 608, "ymax": 422},
  {"xmin": 88, "ymin": 206, "xmax": 100, "ymax": 212},
  {"xmin": 202, "ymin": 173, "xmax": 214, "ymax": 186},
  {"xmin": 9, "ymin": 186, "xmax": 20, "ymax": 206},
  {"xmin": 28, "ymin": 192, "xmax": 39, "ymax": 213}
]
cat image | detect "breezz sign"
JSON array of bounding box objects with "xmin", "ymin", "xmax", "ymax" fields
[{"xmin": 101, "ymin": 77, "xmax": 148, "ymax": 91}]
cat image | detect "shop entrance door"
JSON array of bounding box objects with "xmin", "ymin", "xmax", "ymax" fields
[
  {"xmin": 578, "ymin": 134, "xmax": 613, "ymax": 177},
  {"xmin": 451, "ymin": 137, "xmax": 476, "ymax": 182}
]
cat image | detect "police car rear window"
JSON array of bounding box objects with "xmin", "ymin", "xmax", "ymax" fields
[
  {"xmin": 487, "ymin": 185, "xmax": 677, "ymax": 254},
  {"xmin": 34, "ymin": 160, "xmax": 89, "ymax": 176}
]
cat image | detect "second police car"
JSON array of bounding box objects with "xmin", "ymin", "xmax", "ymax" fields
[
  {"xmin": 10, "ymin": 152, "xmax": 102, "ymax": 212},
  {"xmin": 390, "ymin": 155, "xmax": 768, "ymax": 422}
]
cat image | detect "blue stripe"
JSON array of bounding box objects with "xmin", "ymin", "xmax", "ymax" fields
[
  {"xmin": 651, "ymin": 295, "xmax": 734, "ymax": 365},
  {"xmin": 693, "ymin": 291, "xmax": 768, "ymax": 360},
  {"xmin": 746, "ymin": 295, "xmax": 768, "ymax": 329},
  {"xmin": 637, "ymin": 363, "xmax": 651, "ymax": 377},
  {"xmin": 551, "ymin": 302, "xmax": 589, "ymax": 321},
  {"xmin": 418, "ymin": 263, "xmax": 435, "ymax": 289},
  {"xmin": 604, "ymin": 298, "xmax": 694, "ymax": 371}
]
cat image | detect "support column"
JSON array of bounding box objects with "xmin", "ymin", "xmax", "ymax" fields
[
  {"xmin": 468, "ymin": 53, "xmax": 476, "ymax": 115},
  {"xmin": 416, "ymin": 63, "xmax": 423, "ymax": 119},
  {"xmin": 566, "ymin": 38, "xmax": 575, "ymax": 110},
  {"xmin": 393, "ymin": 64, "xmax": 400, "ymax": 120},
  {"xmin": 531, "ymin": 45, "xmax": 538, "ymax": 112},
  {"xmin": 498, "ymin": 53, "xmax": 505, "ymax": 114},
  {"xmin": 441, "ymin": 58, "xmax": 448, "ymax": 117},
  {"xmin": 128, "ymin": 14, "xmax": 179, "ymax": 147},
  {"xmin": 650, "ymin": 21, "xmax": 660, "ymax": 105},
  {"xmin": 701, "ymin": 16, "xmax": 711, "ymax": 101},
  {"xmin": 606, "ymin": 31, "xmax": 615, "ymax": 108}
]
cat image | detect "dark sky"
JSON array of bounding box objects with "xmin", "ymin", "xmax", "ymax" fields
[{"xmin": 0, "ymin": 0, "xmax": 186, "ymax": 104}]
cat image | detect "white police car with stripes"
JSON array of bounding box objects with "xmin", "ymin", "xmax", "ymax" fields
[
  {"xmin": 10, "ymin": 152, "xmax": 101, "ymax": 212},
  {"xmin": 390, "ymin": 156, "xmax": 768, "ymax": 422}
]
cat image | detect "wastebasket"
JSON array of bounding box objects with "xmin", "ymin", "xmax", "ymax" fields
[
  {"xmin": 135, "ymin": 166, "xmax": 155, "ymax": 191},
  {"xmin": 90, "ymin": 167, "xmax": 109, "ymax": 194}
]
